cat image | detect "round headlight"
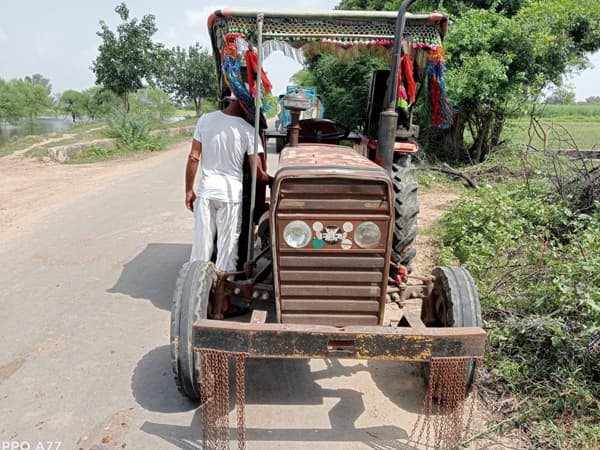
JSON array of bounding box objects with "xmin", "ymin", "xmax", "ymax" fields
[
  {"xmin": 354, "ymin": 221, "xmax": 381, "ymax": 248},
  {"xmin": 283, "ymin": 220, "xmax": 312, "ymax": 248}
]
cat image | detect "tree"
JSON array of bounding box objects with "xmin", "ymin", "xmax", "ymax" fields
[
  {"xmin": 160, "ymin": 44, "xmax": 217, "ymax": 117},
  {"xmin": 81, "ymin": 87, "xmax": 120, "ymax": 120},
  {"xmin": 92, "ymin": 2, "xmax": 163, "ymax": 112},
  {"xmin": 333, "ymin": 0, "xmax": 600, "ymax": 162},
  {"xmin": 24, "ymin": 73, "xmax": 52, "ymax": 95},
  {"xmin": 308, "ymin": 54, "xmax": 389, "ymax": 129},
  {"xmin": 290, "ymin": 69, "xmax": 316, "ymax": 87},
  {"xmin": 544, "ymin": 84, "xmax": 576, "ymax": 104},
  {"xmin": 11, "ymin": 79, "xmax": 52, "ymax": 120},
  {"xmin": 130, "ymin": 87, "xmax": 176, "ymax": 119},
  {"xmin": 0, "ymin": 78, "xmax": 21, "ymax": 121},
  {"xmin": 59, "ymin": 90, "xmax": 86, "ymax": 122},
  {"xmin": 585, "ymin": 96, "xmax": 600, "ymax": 104}
]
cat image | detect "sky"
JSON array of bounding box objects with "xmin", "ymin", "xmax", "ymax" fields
[{"xmin": 0, "ymin": 0, "xmax": 598, "ymax": 100}]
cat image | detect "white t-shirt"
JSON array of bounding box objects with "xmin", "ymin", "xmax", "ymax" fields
[{"xmin": 193, "ymin": 111, "xmax": 264, "ymax": 203}]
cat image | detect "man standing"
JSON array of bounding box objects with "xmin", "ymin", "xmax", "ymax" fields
[{"xmin": 185, "ymin": 95, "xmax": 269, "ymax": 316}]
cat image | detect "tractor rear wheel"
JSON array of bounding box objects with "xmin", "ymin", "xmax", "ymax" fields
[
  {"xmin": 391, "ymin": 153, "xmax": 418, "ymax": 269},
  {"xmin": 421, "ymin": 266, "xmax": 483, "ymax": 394},
  {"xmin": 170, "ymin": 261, "xmax": 216, "ymax": 400}
]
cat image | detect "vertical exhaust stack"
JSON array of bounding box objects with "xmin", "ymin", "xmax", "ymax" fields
[
  {"xmin": 377, "ymin": 0, "xmax": 416, "ymax": 175},
  {"xmin": 282, "ymin": 91, "xmax": 311, "ymax": 147}
]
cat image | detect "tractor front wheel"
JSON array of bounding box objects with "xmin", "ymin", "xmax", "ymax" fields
[
  {"xmin": 170, "ymin": 261, "xmax": 216, "ymax": 400},
  {"xmin": 421, "ymin": 266, "xmax": 483, "ymax": 395}
]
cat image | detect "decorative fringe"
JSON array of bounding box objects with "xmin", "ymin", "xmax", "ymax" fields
[
  {"xmin": 220, "ymin": 32, "xmax": 274, "ymax": 120},
  {"xmin": 425, "ymin": 56, "xmax": 453, "ymax": 129},
  {"xmin": 234, "ymin": 36, "xmax": 250, "ymax": 57},
  {"xmin": 222, "ymin": 55, "xmax": 255, "ymax": 119},
  {"xmin": 262, "ymin": 39, "xmax": 305, "ymax": 65},
  {"xmin": 302, "ymin": 40, "xmax": 393, "ymax": 64}
]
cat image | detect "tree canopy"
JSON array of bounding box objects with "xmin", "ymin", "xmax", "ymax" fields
[
  {"xmin": 59, "ymin": 90, "xmax": 86, "ymax": 122},
  {"xmin": 92, "ymin": 3, "xmax": 163, "ymax": 112},
  {"xmin": 328, "ymin": 0, "xmax": 600, "ymax": 162},
  {"xmin": 160, "ymin": 44, "xmax": 217, "ymax": 117}
]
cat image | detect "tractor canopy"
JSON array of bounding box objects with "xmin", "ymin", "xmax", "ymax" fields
[{"xmin": 207, "ymin": 8, "xmax": 449, "ymax": 122}]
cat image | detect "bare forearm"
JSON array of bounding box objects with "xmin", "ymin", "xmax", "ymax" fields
[
  {"xmin": 185, "ymin": 156, "xmax": 199, "ymax": 192},
  {"xmin": 186, "ymin": 140, "xmax": 202, "ymax": 192},
  {"xmin": 249, "ymin": 153, "xmax": 271, "ymax": 182}
]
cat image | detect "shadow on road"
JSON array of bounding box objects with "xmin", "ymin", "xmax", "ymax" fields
[
  {"xmin": 131, "ymin": 345, "xmax": 196, "ymax": 413},
  {"xmin": 108, "ymin": 242, "xmax": 190, "ymax": 311},
  {"xmin": 141, "ymin": 410, "xmax": 202, "ymax": 450},
  {"xmin": 135, "ymin": 347, "xmax": 421, "ymax": 448},
  {"xmin": 367, "ymin": 360, "xmax": 425, "ymax": 414}
]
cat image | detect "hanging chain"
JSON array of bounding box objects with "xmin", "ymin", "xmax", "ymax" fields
[
  {"xmin": 235, "ymin": 353, "xmax": 247, "ymax": 450},
  {"xmin": 199, "ymin": 349, "xmax": 480, "ymax": 449},
  {"xmin": 200, "ymin": 349, "xmax": 248, "ymax": 450},
  {"xmin": 410, "ymin": 356, "xmax": 483, "ymax": 449}
]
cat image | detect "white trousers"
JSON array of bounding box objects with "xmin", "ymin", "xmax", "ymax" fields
[{"xmin": 190, "ymin": 197, "xmax": 242, "ymax": 272}]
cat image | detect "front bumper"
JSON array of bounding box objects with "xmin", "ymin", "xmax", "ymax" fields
[{"xmin": 193, "ymin": 319, "xmax": 486, "ymax": 361}]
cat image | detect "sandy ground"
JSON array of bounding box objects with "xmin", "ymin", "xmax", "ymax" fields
[{"xmin": 0, "ymin": 142, "xmax": 191, "ymax": 252}]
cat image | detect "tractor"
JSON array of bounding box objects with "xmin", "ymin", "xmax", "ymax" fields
[{"xmin": 170, "ymin": 0, "xmax": 486, "ymax": 428}]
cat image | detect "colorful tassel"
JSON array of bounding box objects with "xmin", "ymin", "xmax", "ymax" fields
[
  {"xmin": 401, "ymin": 54, "xmax": 416, "ymax": 104},
  {"xmin": 425, "ymin": 59, "xmax": 453, "ymax": 128},
  {"xmin": 245, "ymin": 50, "xmax": 273, "ymax": 96},
  {"xmin": 222, "ymin": 55, "xmax": 255, "ymax": 119}
]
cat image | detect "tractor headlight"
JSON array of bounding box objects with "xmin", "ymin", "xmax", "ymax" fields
[
  {"xmin": 354, "ymin": 221, "xmax": 381, "ymax": 248},
  {"xmin": 283, "ymin": 220, "xmax": 312, "ymax": 248}
]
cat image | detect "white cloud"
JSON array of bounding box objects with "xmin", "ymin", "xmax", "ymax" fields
[{"xmin": 0, "ymin": 27, "xmax": 8, "ymax": 42}]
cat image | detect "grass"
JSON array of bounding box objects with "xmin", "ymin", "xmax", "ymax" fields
[
  {"xmin": 1, "ymin": 116, "xmax": 197, "ymax": 161},
  {"xmin": 0, "ymin": 134, "xmax": 48, "ymax": 158},
  {"xmin": 64, "ymin": 134, "xmax": 190, "ymax": 164},
  {"xmin": 529, "ymin": 103, "xmax": 600, "ymax": 118},
  {"xmin": 506, "ymin": 117, "xmax": 600, "ymax": 150}
]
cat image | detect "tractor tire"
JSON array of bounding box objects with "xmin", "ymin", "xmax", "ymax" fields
[
  {"xmin": 170, "ymin": 261, "xmax": 216, "ymax": 400},
  {"xmin": 391, "ymin": 153, "xmax": 419, "ymax": 269},
  {"xmin": 421, "ymin": 266, "xmax": 483, "ymax": 395}
]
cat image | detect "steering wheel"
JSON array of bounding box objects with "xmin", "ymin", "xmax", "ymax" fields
[{"xmin": 298, "ymin": 118, "xmax": 350, "ymax": 143}]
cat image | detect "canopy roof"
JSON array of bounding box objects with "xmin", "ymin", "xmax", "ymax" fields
[{"xmin": 208, "ymin": 8, "xmax": 449, "ymax": 99}]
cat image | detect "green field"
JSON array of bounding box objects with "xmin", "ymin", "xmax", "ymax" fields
[
  {"xmin": 529, "ymin": 103, "xmax": 600, "ymax": 118},
  {"xmin": 505, "ymin": 104, "xmax": 600, "ymax": 150},
  {"xmin": 506, "ymin": 117, "xmax": 600, "ymax": 150}
]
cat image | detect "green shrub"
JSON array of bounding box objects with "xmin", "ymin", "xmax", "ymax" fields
[
  {"xmin": 438, "ymin": 182, "xmax": 600, "ymax": 448},
  {"xmin": 105, "ymin": 109, "xmax": 163, "ymax": 151}
]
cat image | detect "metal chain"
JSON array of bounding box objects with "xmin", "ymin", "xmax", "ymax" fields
[
  {"xmin": 200, "ymin": 349, "xmax": 248, "ymax": 450},
  {"xmin": 409, "ymin": 356, "xmax": 483, "ymax": 449},
  {"xmin": 235, "ymin": 353, "xmax": 247, "ymax": 450}
]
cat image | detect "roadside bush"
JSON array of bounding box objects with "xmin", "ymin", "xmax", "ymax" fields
[
  {"xmin": 438, "ymin": 181, "xmax": 600, "ymax": 448},
  {"xmin": 105, "ymin": 110, "xmax": 163, "ymax": 151}
]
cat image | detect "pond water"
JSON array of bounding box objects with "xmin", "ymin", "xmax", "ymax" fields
[{"xmin": 0, "ymin": 117, "xmax": 74, "ymax": 149}]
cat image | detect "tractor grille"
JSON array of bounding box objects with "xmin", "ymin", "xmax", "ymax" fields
[{"xmin": 276, "ymin": 178, "xmax": 391, "ymax": 326}]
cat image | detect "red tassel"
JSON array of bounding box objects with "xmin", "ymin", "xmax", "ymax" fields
[
  {"xmin": 245, "ymin": 50, "xmax": 272, "ymax": 96},
  {"xmin": 245, "ymin": 55, "xmax": 255, "ymax": 96},
  {"xmin": 401, "ymin": 55, "xmax": 416, "ymax": 104},
  {"xmin": 396, "ymin": 59, "xmax": 405, "ymax": 99}
]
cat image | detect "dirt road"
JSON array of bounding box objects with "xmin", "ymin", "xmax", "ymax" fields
[{"xmin": 1, "ymin": 143, "xmax": 465, "ymax": 450}]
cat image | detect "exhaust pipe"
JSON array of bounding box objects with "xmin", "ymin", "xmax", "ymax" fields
[{"xmin": 377, "ymin": 0, "xmax": 416, "ymax": 175}]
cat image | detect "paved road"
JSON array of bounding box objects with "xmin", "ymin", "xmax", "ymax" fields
[{"xmin": 0, "ymin": 143, "xmax": 425, "ymax": 450}]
